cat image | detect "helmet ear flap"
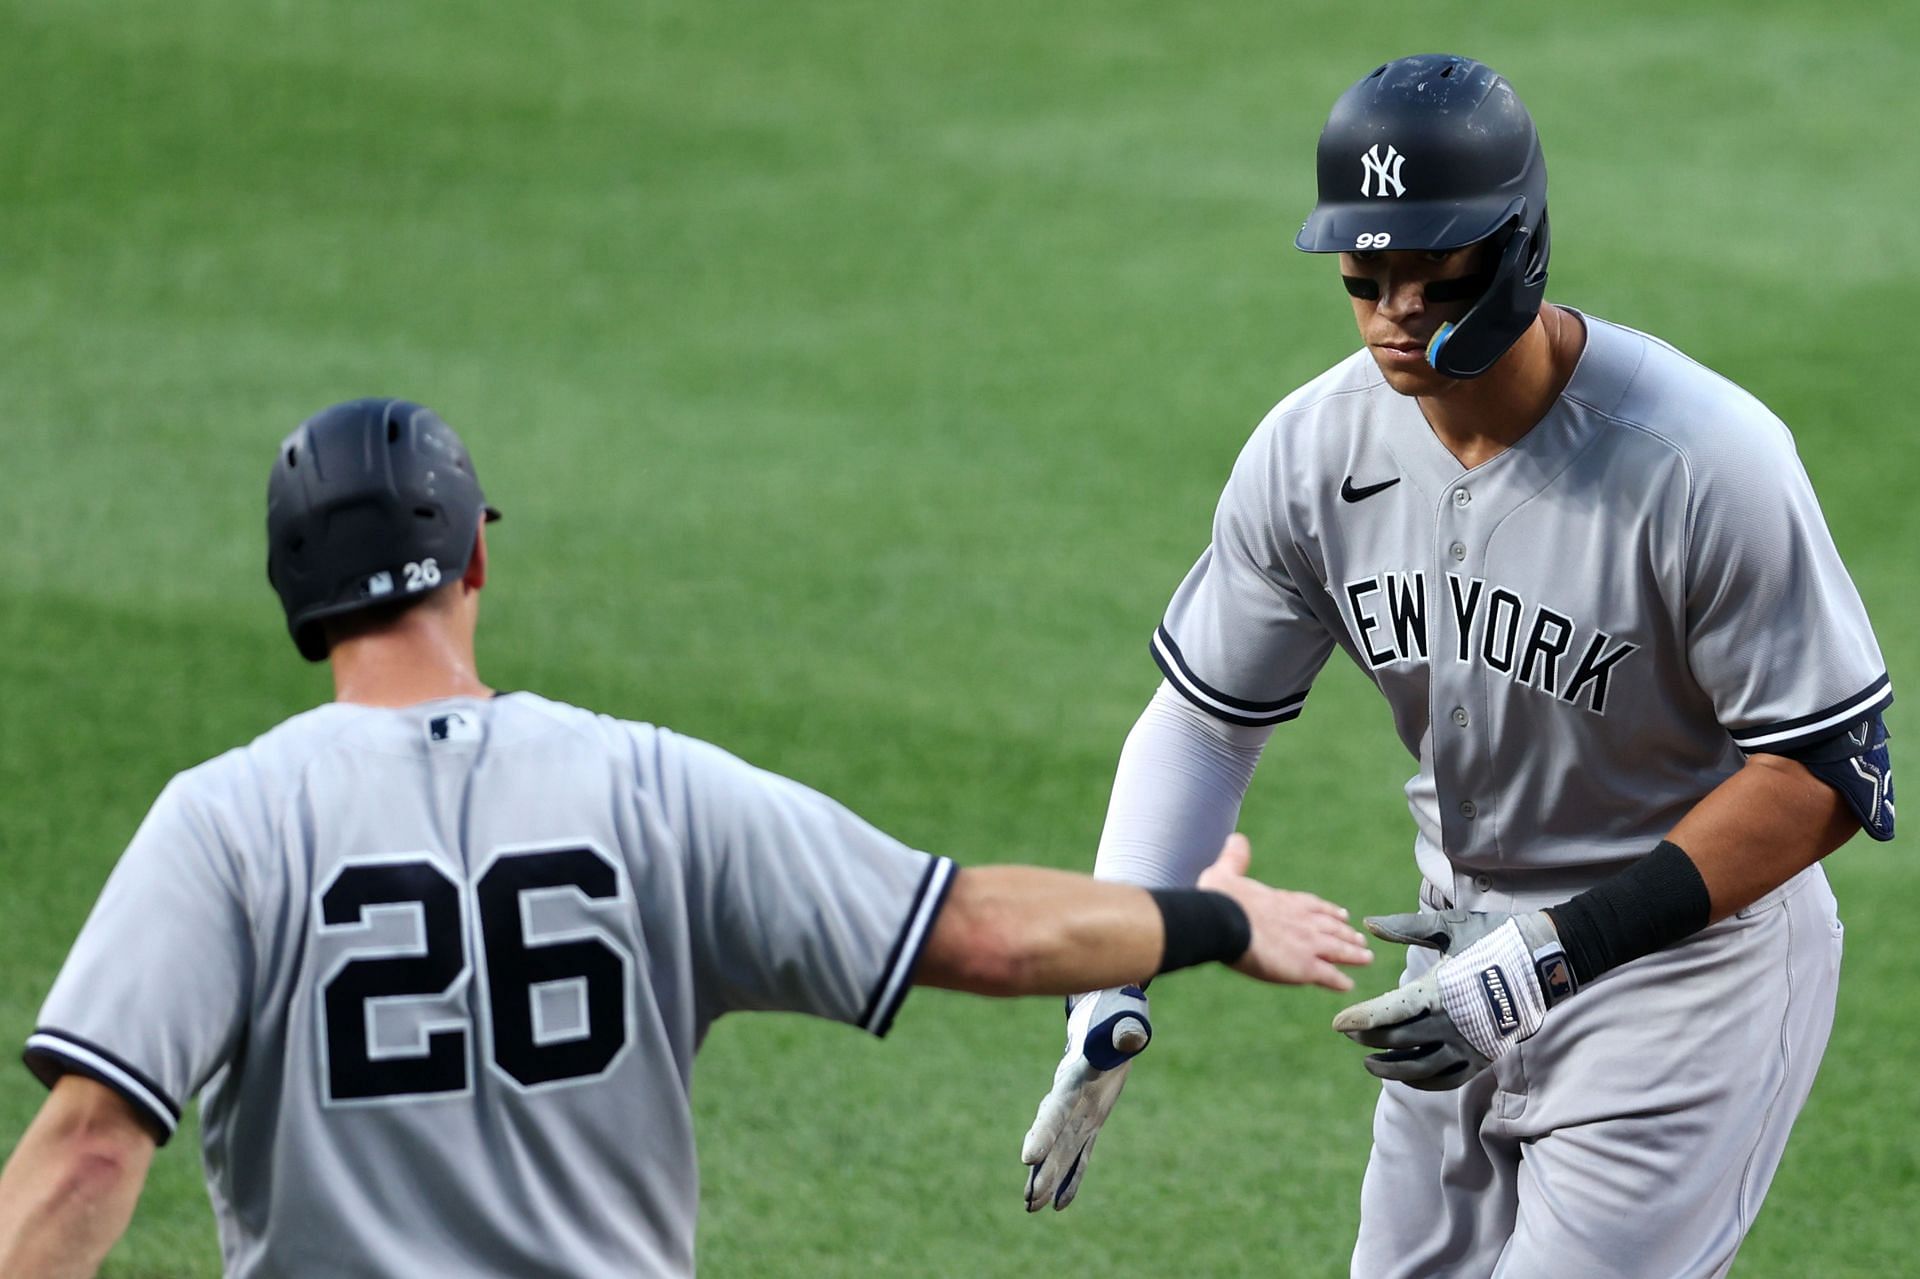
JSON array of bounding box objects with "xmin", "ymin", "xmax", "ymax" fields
[{"xmin": 1427, "ymin": 212, "xmax": 1549, "ymax": 379}]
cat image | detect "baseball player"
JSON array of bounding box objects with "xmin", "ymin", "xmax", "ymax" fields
[
  {"xmin": 1018, "ymin": 54, "xmax": 1894, "ymax": 1278},
  {"xmin": 0, "ymin": 399, "xmax": 1373, "ymax": 1279}
]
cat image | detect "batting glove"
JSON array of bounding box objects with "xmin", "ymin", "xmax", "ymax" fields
[
  {"xmin": 1020, "ymin": 985, "xmax": 1150, "ymax": 1212},
  {"xmin": 1331, "ymin": 911, "xmax": 1575, "ymax": 1091}
]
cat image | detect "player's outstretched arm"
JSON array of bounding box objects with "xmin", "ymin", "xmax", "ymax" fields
[
  {"xmin": 916, "ymin": 833, "xmax": 1371, "ymax": 997},
  {"xmin": 0, "ymin": 1075, "xmax": 156, "ymax": 1279}
]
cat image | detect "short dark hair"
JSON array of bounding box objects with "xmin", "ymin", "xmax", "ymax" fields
[{"xmin": 318, "ymin": 580, "xmax": 456, "ymax": 655}]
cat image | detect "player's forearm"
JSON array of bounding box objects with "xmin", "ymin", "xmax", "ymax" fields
[
  {"xmin": 0, "ymin": 1081, "xmax": 154, "ymax": 1279},
  {"xmin": 1542, "ymin": 754, "xmax": 1859, "ymax": 987},
  {"xmin": 0, "ymin": 1164, "xmax": 133, "ymax": 1279},
  {"xmin": 1091, "ymin": 683, "xmax": 1270, "ymax": 888},
  {"xmin": 917, "ymin": 866, "xmax": 1167, "ymax": 996},
  {"xmin": 1664, "ymin": 753, "xmax": 1859, "ymax": 923}
]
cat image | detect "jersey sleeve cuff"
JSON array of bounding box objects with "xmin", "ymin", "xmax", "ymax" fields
[
  {"xmin": 1728, "ymin": 674, "xmax": 1893, "ymax": 754},
  {"xmin": 856, "ymin": 856, "xmax": 957, "ymax": 1038},
  {"xmin": 1151, "ymin": 626, "xmax": 1308, "ymax": 728},
  {"xmin": 23, "ymin": 1028, "xmax": 181, "ymax": 1145}
]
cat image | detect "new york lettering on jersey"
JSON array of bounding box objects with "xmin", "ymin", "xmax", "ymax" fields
[{"xmin": 1341, "ymin": 570, "xmax": 1639, "ymax": 715}]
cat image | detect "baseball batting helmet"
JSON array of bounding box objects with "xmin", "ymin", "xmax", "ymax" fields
[
  {"xmin": 267, "ymin": 398, "xmax": 500, "ymax": 661},
  {"xmin": 1295, "ymin": 54, "xmax": 1549, "ymax": 379}
]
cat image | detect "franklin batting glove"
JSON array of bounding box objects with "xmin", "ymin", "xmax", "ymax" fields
[
  {"xmin": 1331, "ymin": 911, "xmax": 1575, "ymax": 1091},
  {"xmin": 1020, "ymin": 985, "xmax": 1150, "ymax": 1212}
]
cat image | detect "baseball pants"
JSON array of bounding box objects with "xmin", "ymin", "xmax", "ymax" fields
[{"xmin": 1350, "ymin": 866, "xmax": 1843, "ymax": 1279}]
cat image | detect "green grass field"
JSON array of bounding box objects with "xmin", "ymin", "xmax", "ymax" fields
[{"xmin": 3, "ymin": 2, "xmax": 1915, "ymax": 1274}]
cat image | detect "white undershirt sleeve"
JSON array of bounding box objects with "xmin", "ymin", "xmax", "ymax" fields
[{"xmin": 1091, "ymin": 681, "xmax": 1274, "ymax": 889}]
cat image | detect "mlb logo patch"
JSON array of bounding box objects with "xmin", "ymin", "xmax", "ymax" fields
[
  {"xmin": 364, "ymin": 571, "xmax": 395, "ymax": 597},
  {"xmin": 1536, "ymin": 952, "xmax": 1576, "ymax": 1005},
  {"xmin": 427, "ymin": 712, "xmax": 480, "ymax": 744}
]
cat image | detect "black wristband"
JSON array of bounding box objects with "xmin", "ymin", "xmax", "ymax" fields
[
  {"xmin": 1148, "ymin": 889, "xmax": 1252, "ymax": 975},
  {"xmin": 1545, "ymin": 840, "xmax": 1712, "ymax": 984}
]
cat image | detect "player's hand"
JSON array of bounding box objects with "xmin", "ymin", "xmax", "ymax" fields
[
  {"xmin": 1020, "ymin": 985, "xmax": 1149, "ymax": 1212},
  {"xmin": 1360, "ymin": 906, "xmax": 1511, "ymax": 955},
  {"xmin": 1198, "ymin": 834, "xmax": 1373, "ymax": 990},
  {"xmin": 1332, "ymin": 910, "xmax": 1573, "ymax": 1091}
]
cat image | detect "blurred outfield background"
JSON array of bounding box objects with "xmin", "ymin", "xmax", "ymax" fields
[{"xmin": 2, "ymin": 2, "xmax": 1914, "ymax": 1275}]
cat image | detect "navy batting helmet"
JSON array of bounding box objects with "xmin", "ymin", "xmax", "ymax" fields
[
  {"xmin": 1295, "ymin": 54, "xmax": 1549, "ymax": 379},
  {"xmin": 267, "ymin": 398, "xmax": 500, "ymax": 661}
]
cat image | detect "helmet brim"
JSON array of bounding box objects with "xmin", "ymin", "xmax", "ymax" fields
[{"xmin": 1295, "ymin": 194, "xmax": 1525, "ymax": 254}]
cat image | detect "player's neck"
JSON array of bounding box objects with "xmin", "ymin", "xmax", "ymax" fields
[
  {"xmin": 1416, "ymin": 305, "xmax": 1585, "ymax": 471},
  {"xmin": 329, "ymin": 617, "xmax": 491, "ymax": 708}
]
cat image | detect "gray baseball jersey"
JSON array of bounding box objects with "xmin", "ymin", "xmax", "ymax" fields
[
  {"xmin": 1153, "ymin": 310, "xmax": 1890, "ymax": 899},
  {"xmin": 23, "ymin": 692, "xmax": 954, "ymax": 1278},
  {"xmin": 1148, "ymin": 309, "xmax": 1887, "ymax": 1275}
]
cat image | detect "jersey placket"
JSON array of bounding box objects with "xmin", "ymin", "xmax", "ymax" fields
[{"xmin": 1430, "ymin": 471, "xmax": 1500, "ymax": 884}]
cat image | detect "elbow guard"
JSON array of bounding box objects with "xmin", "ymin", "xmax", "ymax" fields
[{"xmin": 1766, "ymin": 710, "xmax": 1894, "ymax": 842}]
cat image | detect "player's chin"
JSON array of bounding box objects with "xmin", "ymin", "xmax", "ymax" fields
[{"xmin": 1369, "ymin": 348, "xmax": 1449, "ymax": 396}]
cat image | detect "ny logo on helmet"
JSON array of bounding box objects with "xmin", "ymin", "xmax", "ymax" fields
[{"xmin": 1360, "ymin": 144, "xmax": 1406, "ymax": 198}]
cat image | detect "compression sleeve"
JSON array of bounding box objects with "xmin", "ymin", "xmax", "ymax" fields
[{"xmin": 1091, "ymin": 681, "xmax": 1273, "ymax": 889}]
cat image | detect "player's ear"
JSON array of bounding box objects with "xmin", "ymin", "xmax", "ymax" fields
[{"xmin": 464, "ymin": 521, "xmax": 487, "ymax": 592}]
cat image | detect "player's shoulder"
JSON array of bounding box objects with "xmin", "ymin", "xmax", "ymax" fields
[
  {"xmin": 160, "ymin": 702, "xmax": 363, "ymax": 810},
  {"xmin": 229, "ymin": 688, "xmax": 679, "ymax": 757},
  {"xmin": 489, "ymin": 691, "xmax": 726, "ymax": 787},
  {"xmin": 167, "ymin": 695, "xmax": 639, "ymax": 802},
  {"xmin": 1258, "ymin": 349, "xmax": 1384, "ymax": 435},
  {"xmin": 163, "ymin": 695, "xmax": 670, "ymax": 836},
  {"xmin": 1230, "ymin": 349, "xmax": 1387, "ymax": 480},
  {"xmin": 1570, "ymin": 312, "xmax": 1800, "ymax": 471},
  {"xmin": 487, "ymin": 689, "xmax": 649, "ymax": 750}
]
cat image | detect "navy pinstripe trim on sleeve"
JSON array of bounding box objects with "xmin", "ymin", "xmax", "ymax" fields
[
  {"xmin": 1150, "ymin": 626, "xmax": 1308, "ymax": 728},
  {"xmin": 858, "ymin": 856, "xmax": 957, "ymax": 1038},
  {"xmin": 1730, "ymin": 675, "xmax": 1893, "ymax": 753},
  {"xmin": 23, "ymin": 1028, "xmax": 181, "ymax": 1144}
]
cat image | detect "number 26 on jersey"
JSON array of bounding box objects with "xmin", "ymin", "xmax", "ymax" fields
[{"xmin": 314, "ymin": 844, "xmax": 634, "ymax": 1105}]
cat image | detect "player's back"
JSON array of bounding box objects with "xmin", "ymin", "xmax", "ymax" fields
[
  {"xmin": 28, "ymin": 691, "xmax": 947, "ymax": 1277},
  {"xmin": 196, "ymin": 693, "xmax": 695, "ymax": 1276}
]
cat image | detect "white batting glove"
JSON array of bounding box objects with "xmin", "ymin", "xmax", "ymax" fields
[
  {"xmin": 1332, "ymin": 911, "xmax": 1574, "ymax": 1091},
  {"xmin": 1020, "ymin": 985, "xmax": 1150, "ymax": 1211}
]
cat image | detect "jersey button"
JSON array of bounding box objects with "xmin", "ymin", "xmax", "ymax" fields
[
  {"xmin": 1450, "ymin": 542, "xmax": 1467, "ymax": 561},
  {"xmin": 1459, "ymin": 800, "xmax": 1478, "ymax": 818},
  {"xmin": 1473, "ymin": 873, "xmax": 1494, "ymax": 893},
  {"xmin": 1453, "ymin": 488, "xmax": 1471, "ymax": 507},
  {"xmin": 1451, "ymin": 706, "xmax": 1469, "ymax": 727}
]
